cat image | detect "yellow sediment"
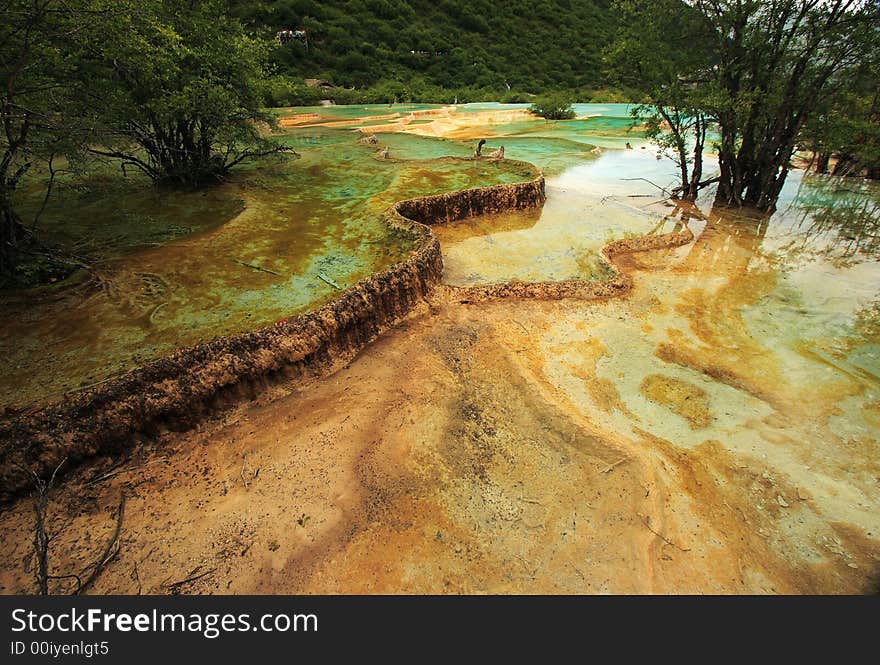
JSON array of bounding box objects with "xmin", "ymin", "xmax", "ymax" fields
[{"xmin": 640, "ymin": 373, "xmax": 712, "ymax": 429}]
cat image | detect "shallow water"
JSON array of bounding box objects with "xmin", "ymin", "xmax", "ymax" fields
[
  {"xmin": 437, "ymin": 150, "xmax": 688, "ymax": 285},
  {"xmin": 401, "ymin": 107, "xmax": 880, "ymax": 574},
  {"xmin": 4, "ymin": 103, "xmax": 879, "ymax": 451},
  {"xmin": 530, "ymin": 177, "xmax": 880, "ymax": 579},
  {"xmin": 282, "ymin": 102, "xmax": 648, "ymax": 169}
]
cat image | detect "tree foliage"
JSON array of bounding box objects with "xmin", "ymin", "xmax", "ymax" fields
[
  {"xmin": 1, "ymin": 0, "xmax": 289, "ymax": 281},
  {"xmin": 239, "ymin": 0, "xmax": 617, "ymax": 93},
  {"xmin": 0, "ymin": 0, "xmax": 115, "ymax": 280},
  {"xmin": 529, "ymin": 94, "xmax": 576, "ymax": 120},
  {"xmin": 695, "ymin": 0, "xmax": 877, "ymax": 210},
  {"xmin": 800, "ymin": 43, "xmax": 880, "ymax": 178},
  {"xmin": 82, "ymin": 0, "xmax": 288, "ymax": 187},
  {"xmin": 608, "ymin": 0, "xmax": 715, "ymax": 200},
  {"xmin": 610, "ymin": 0, "xmax": 879, "ymax": 210}
]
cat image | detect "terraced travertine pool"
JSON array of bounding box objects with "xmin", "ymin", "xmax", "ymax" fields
[
  {"xmin": 0, "ymin": 103, "xmax": 668, "ymax": 410},
  {"xmin": 1, "ymin": 103, "xmax": 878, "ymax": 594},
  {"xmin": 0, "ymin": 122, "xmax": 535, "ymax": 410}
]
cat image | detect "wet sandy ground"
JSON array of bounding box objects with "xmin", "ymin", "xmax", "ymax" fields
[{"xmin": 1, "ymin": 201, "xmax": 877, "ymax": 594}]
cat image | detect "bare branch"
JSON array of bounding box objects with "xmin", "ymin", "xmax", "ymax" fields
[{"xmin": 77, "ymin": 493, "xmax": 125, "ymax": 595}]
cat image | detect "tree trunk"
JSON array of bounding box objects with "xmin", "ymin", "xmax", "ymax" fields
[
  {"xmin": 685, "ymin": 115, "xmax": 706, "ymax": 201},
  {"xmin": 714, "ymin": 144, "xmax": 792, "ymax": 213},
  {"xmin": 0, "ymin": 201, "xmax": 31, "ymax": 277},
  {"xmin": 832, "ymin": 155, "xmax": 858, "ymax": 176},
  {"xmin": 815, "ymin": 152, "xmax": 829, "ymax": 174}
]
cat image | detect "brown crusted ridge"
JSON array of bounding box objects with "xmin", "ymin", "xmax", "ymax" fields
[
  {"xmin": 0, "ymin": 163, "xmax": 546, "ymax": 497},
  {"xmin": 448, "ymin": 223, "xmax": 695, "ymax": 303}
]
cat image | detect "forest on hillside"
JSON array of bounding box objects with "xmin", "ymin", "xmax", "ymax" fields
[{"xmin": 232, "ymin": 0, "xmax": 626, "ymax": 100}]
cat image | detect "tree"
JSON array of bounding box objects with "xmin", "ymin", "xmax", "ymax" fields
[
  {"xmin": 801, "ymin": 47, "xmax": 880, "ymax": 179},
  {"xmin": 529, "ymin": 94, "xmax": 576, "ymax": 120},
  {"xmin": 83, "ymin": 0, "xmax": 289, "ymax": 187},
  {"xmin": 607, "ymin": 0, "xmax": 716, "ymax": 201},
  {"xmin": 640, "ymin": 100, "xmax": 714, "ymax": 201},
  {"xmin": 0, "ymin": 1, "xmax": 106, "ymax": 279},
  {"xmin": 693, "ymin": 0, "xmax": 877, "ymax": 211},
  {"xmin": 240, "ymin": 1, "xmax": 622, "ymax": 93}
]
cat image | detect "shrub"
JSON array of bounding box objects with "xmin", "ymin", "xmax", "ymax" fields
[
  {"xmin": 501, "ymin": 91, "xmax": 531, "ymax": 104},
  {"xmin": 265, "ymin": 78, "xmax": 323, "ymax": 107},
  {"xmin": 529, "ymin": 94, "xmax": 576, "ymax": 120}
]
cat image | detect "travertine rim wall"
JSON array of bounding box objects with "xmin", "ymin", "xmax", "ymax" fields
[{"xmin": 0, "ymin": 159, "xmax": 693, "ymax": 496}]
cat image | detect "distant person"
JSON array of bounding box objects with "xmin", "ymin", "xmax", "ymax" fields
[
  {"xmin": 380, "ymin": 147, "xmax": 390, "ymax": 159},
  {"xmin": 474, "ymin": 139, "xmax": 486, "ymax": 157},
  {"xmin": 488, "ymin": 146, "xmax": 505, "ymax": 159},
  {"xmin": 625, "ymin": 142, "xmax": 633, "ymax": 150}
]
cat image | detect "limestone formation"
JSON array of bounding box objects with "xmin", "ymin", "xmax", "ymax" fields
[{"xmin": 0, "ymin": 156, "xmax": 698, "ymax": 498}]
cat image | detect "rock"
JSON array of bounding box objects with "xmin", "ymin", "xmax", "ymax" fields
[{"xmin": 776, "ymin": 495, "xmax": 789, "ymax": 508}]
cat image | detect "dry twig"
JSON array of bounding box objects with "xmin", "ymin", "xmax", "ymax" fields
[
  {"xmin": 26, "ymin": 460, "xmax": 126, "ymax": 595},
  {"xmin": 316, "ymin": 272, "xmax": 341, "ymax": 289},
  {"xmin": 639, "ymin": 514, "xmax": 690, "ymax": 552},
  {"xmin": 78, "ymin": 494, "xmax": 126, "ymax": 595},
  {"xmin": 602, "ymin": 458, "xmax": 627, "ymax": 474},
  {"xmin": 165, "ymin": 568, "xmax": 217, "ymax": 593},
  {"xmin": 233, "ymin": 259, "xmax": 281, "ymax": 276}
]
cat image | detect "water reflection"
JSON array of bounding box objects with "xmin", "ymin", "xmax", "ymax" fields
[
  {"xmin": 781, "ymin": 175, "xmax": 880, "ymax": 262},
  {"xmin": 438, "ymin": 150, "xmax": 698, "ymax": 286}
]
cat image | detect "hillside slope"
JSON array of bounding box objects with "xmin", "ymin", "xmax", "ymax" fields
[{"xmin": 237, "ymin": 0, "xmax": 617, "ymax": 92}]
